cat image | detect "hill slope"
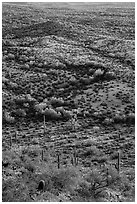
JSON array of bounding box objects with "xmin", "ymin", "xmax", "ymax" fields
[{"xmin": 2, "ymin": 2, "xmax": 135, "ymax": 202}]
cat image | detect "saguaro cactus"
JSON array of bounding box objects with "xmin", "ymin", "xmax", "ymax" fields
[
  {"xmin": 57, "ymin": 153, "xmax": 60, "ymax": 169},
  {"xmin": 15, "ymin": 131, "xmax": 17, "ymax": 143},
  {"xmin": 43, "ymin": 114, "xmax": 46, "ymax": 135},
  {"xmin": 71, "ymin": 155, "xmax": 74, "ymax": 165},
  {"xmin": 106, "ymin": 167, "xmax": 109, "ymax": 186},
  {"xmin": 42, "ymin": 149, "xmax": 44, "ymax": 160},
  {"xmin": 117, "ymin": 151, "xmax": 120, "ymax": 173},
  {"xmin": 10, "ymin": 135, "xmax": 12, "ymax": 148},
  {"xmin": 72, "ymin": 112, "xmax": 77, "ymax": 131},
  {"xmin": 76, "ymin": 155, "xmax": 78, "ymax": 165}
]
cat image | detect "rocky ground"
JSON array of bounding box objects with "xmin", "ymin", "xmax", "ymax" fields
[{"xmin": 2, "ymin": 2, "xmax": 135, "ymax": 202}]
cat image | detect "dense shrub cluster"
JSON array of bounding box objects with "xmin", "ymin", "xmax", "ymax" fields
[{"xmin": 2, "ymin": 145, "xmax": 135, "ymax": 202}]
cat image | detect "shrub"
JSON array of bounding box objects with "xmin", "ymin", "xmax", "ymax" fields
[
  {"xmin": 56, "ymin": 106, "xmax": 65, "ymax": 114},
  {"xmin": 82, "ymin": 77, "xmax": 91, "ymax": 85},
  {"xmin": 29, "ymin": 60, "xmax": 35, "ymax": 66},
  {"xmin": 80, "ymin": 77, "xmax": 90, "ymax": 85},
  {"xmin": 69, "ymin": 76, "xmax": 77, "ymax": 85},
  {"xmin": 7, "ymin": 53, "xmax": 15, "ymax": 60},
  {"xmin": 27, "ymin": 146, "xmax": 40, "ymax": 158},
  {"xmin": 104, "ymin": 71, "xmax": 116, "ymax": 80},
  {"xmin": 89, "ymin": 76, "xmax": 95, "ymax": 83},
  {"xmin": 79, "ymin": 168, "xmax": 106, "ymax": 198},
  {"xmin": 103, "ymin": 118, "xmax": 114, "ymax": 125},
  {"xmin": 126, "ymin": 113, "xmax": 135, "ymax": 124},
  {"xmin": 106, "ymin": 166, "xmax": 120, "ymax": 186},
  {"xmin": 38, "ymin": 63, "xmax": 43, "ymax": 68},
  {"xmin": 82, "ymin": 146, "xmax": 100, "ymax": 157},
  {"xmin": 15, "ymin": 96, "xmax": 27, "ymax": 105},
  {"xmin": 21, "ymin": 63, "xmax": 30, "ymax": 70},
  {"xmin": 93, "ymin": 69, "xmax": 104, "ymax": 78},
  {"xmin": 25, "ymin": 94, "xmax": 37, "ymax": 104},
  {"xmin": 34, "ymin": 102, "xmax": 48, "ymax": 113},
  {"xmin": 44, "ymin": 108, "xmax": 60, "ymax": 120},
  {"xmin": 115, "ymin": 170, "xmax": 135, "ymax": 201},
  {"xmin": 79, "ymin": 165, "xmax": 121, "ymax": 199},
  {"xmin": 113, "ymin": 113, "xmax": 124, "ymax": 123},
  {"xmin": 2, "ymin": 77, "xmax": 9, "ymax": 84},
  {"xmin": 50, "ymin": 97, "xmax": 64, "ymax": 107},
  {"xmin": 19, "ymin": 55, "xmax": 29, "ymax": 62},
  {"xmin": 56, "ymin": 107, "xmax": 72, "ymax": 120},
  {"xmin": 29, "ymin": 56, "xmax": 35, "ymax": 61},
  {"xmin": 92, "ymin": 112, "xmax": 100, "ymax": 118},
  {"xmin": 93, "ymin": 126, "xmax": 100, "ymax": 132},
  {"xmin": 15, "ymin": 109, "xmax": 26, "ymax": 117},
  {"xmin": 89, "ymin": 68, "xmax": 95, "ymax": 75},
  {"xmin": 35, "ymin": 105, "xmax": 61, "ymax": 120},
  {"xmin": 2, "ymin": 172, "xmax": 36, "ymax": 202},
  {"xmin": 8, "ymin": 81, "xmax": 18, "ymax": 89},
  {"xmin": 76, "ymin": 180, "xmax": 91, "ymax": 198},
  {"xmin": 51, "ymin": 167, "xmax": 79, "ymax": 191},
  {"xmin": 3, "ymin": 111, "xmax": 15, "ymax": 123},
  {"xmin": 97, "ymin": 155, "xmax": 108, "ymax": 164},
  {"xmin": 24, "ymin": 160, "xmax": 36, "ymax": 173}
]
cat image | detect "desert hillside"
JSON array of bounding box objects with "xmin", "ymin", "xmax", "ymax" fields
[{"xmin": 2, "ymin": 2, "xmax": 135, "ymax": 202}]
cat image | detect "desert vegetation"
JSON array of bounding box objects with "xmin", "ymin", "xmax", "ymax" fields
[{"xmin": 2, "ymin": 2, "xmax": 135, "ymax": 202}]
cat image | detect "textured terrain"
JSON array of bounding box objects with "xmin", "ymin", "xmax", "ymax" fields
[{"xmin": 2, "ymin": 2, "xmax": 135, "ymax": 202}]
